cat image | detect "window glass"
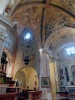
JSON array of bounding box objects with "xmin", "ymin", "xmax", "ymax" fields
[{"xmin": 66, "ymin": 47, "xmax": 75, "ymax": 55}]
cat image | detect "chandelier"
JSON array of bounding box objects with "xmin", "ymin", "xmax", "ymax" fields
[
  {"xmin": 24, "ymin": 42, "xmax": 32, "ymax": 65},
  {"xmin": 24, "ymin": 56, "xmax": 31, "ymax": 65}
]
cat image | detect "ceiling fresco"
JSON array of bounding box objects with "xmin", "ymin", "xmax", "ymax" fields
[
  {"xmin": 1, "ymin": 0, "xmax": 75, "ymax": 74},
  {"xmin": 45, "ymin": 5, "xmax": 75, "ymax": 39},
  {"xmin": 11, "ymin": 6, "xmax": 43, "ymax": 48},
  {"xmin": 6, "ymin": 0, "xmax": 75, "ymax": 56},
  {"xmin": 50, "ymin": 0, "xmax": 75, "ymax": 16}
]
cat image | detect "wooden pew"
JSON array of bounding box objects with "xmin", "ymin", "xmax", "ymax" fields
[
  {"xmin": 0, "ymin": 92, "xmax": 17, "ymax": 100},
  {"xmin": 29, "ymin": 91, "xmax": 42, "ymax": 100}
]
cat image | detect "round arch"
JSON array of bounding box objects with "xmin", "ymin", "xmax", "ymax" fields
[
  {"xmin": 14, "ymin": 70, "xmax": 26, "ymax": 88},
  {"xmin": 45, "ymin": 27, "xmax": 75, "ymax": 58},
  {"xmin": 14, "ymin": 67, "xmax": 39, "ymax": 89}
]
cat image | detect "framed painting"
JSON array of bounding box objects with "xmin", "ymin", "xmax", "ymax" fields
[{"xmin": 41, "ymin": 77, "xmax": 50, "ymax": 88}]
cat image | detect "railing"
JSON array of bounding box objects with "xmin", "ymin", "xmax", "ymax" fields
[
  {"xmin": 50, "ymin": 96, "xmax": 75, "ymax": 100},
  {"xmin": 57, "ymin": 92, "xmax": 75, "ymax": 100}
]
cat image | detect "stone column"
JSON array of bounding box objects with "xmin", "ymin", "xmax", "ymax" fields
[
  {"xmin": 0, "ymin": 28, "xmax": 8, "ymax": 71},
  {"xmin": 39, "ymin": 48, "xmax": 52, "ymax": 100}
]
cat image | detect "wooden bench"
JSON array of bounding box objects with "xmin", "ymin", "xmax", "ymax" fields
[
  {"xmin": 29, "ymin": 91, "xmax": 42, "ymax": 100},
  {"xmin": 0, "ymin": 92, "xmax": 17, "ymax": 100}
]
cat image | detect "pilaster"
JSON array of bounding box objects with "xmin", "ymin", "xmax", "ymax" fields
[{"xmin": 39, "ymin": 48, "xmax": 52, "ymax": 100}]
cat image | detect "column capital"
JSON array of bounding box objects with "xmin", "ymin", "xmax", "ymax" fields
[{"xmin": 40, "ymin": 47, "xmax": 51, "ymax": 56}]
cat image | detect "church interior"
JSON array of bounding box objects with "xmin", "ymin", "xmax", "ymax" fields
[{"xmin": 0, "ymin": 0, "xmax": 75, "ymax": 100}]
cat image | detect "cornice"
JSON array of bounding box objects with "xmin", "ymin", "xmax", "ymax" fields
[
  {"xmin": 0, "ymin": 14, "xmax": 14, "ymax": 28},
  {"xmin": 0, "ymin": 20, "xmax": 10, "ymax": 29}
]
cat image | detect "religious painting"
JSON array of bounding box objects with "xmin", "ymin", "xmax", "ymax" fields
[{"xmin": 41, "ymin": 77, "xmax": 50, "ymax": 88}]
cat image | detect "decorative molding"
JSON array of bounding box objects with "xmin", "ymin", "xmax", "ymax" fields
[
  {"xmin": 41, "ymin": 47, "xmax": 54, "ymax": 58},
  {"xmin": 0, "ymin": 28, "xmax": 8, "ymax": 40},
  {"xmin": 0, "ymin": 14, "xmax": 15, "ymax": 28},
  {"xmin": 0, "ymin": 20, "xmax": 9, "ymax": 29}
]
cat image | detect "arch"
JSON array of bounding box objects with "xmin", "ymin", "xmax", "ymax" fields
[
  {"xmin": 45, "ymin": 27, "xmax": 75, "ymax": 58},
  {"xmin": 14, "ymin": 70, "xmax": 26, "ymax": 88},
  {"xmin": 14, "ymin": 26, "xmax": 40, "ymax": 75},
  {"xmin": 14, "ymin": 67, "xmax": 39, "ymax": 89}
]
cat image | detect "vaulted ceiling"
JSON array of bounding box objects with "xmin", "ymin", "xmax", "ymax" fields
[{"xmin": 2, "ymin": 0, "xmax": 75, "ymax": 58}]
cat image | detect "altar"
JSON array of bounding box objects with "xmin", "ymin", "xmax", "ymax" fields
[
  {"xmin": 0, "ymin": 71, "xmax": 6, "ymax": 84},
  {"xmin": 0, "ymin": 84, "xmax": 22, "ymax": 94}
]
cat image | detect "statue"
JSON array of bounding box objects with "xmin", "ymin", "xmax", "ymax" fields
[{"xmin": 1, "ymin": 52, "xmax": 8, "ymax": 73}]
